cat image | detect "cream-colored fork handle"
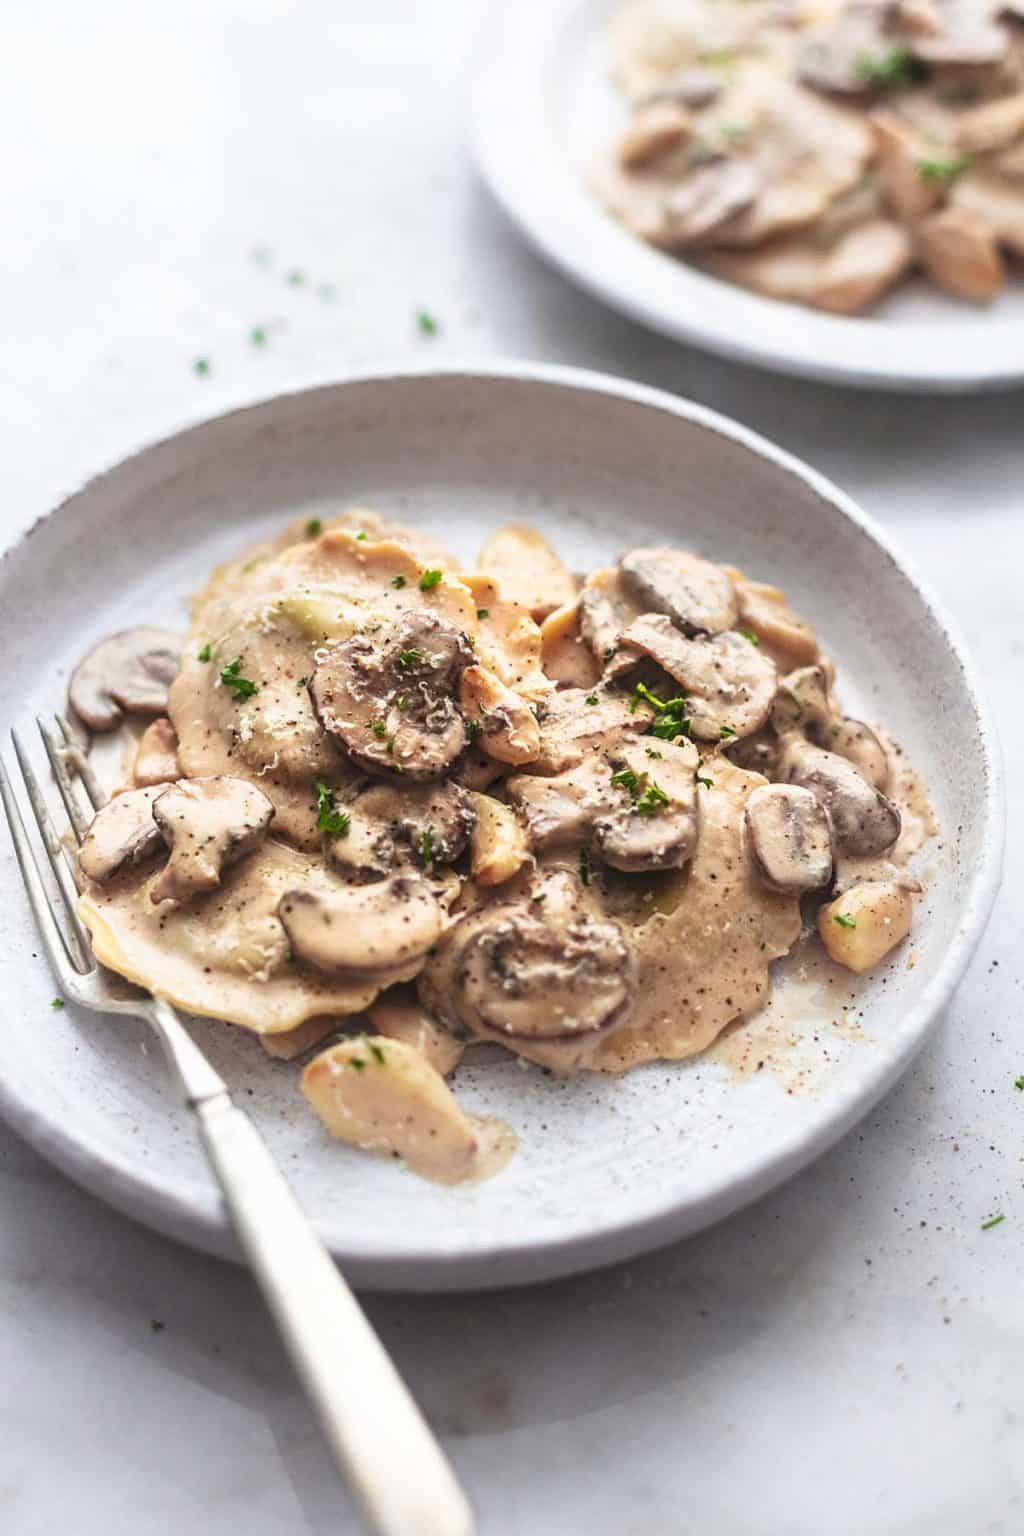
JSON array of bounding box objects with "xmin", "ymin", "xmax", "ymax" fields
[{"xmin": 150, "ymin": 1001, "xmax": 474, "ymax": 1536}]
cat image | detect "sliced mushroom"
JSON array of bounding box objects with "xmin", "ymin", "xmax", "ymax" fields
[
  {"xmin": 744, "ymin": 783, "xmax": 833, "ymax": 894},
  {"xmin": 952, "ymin": 169, "xmax": 1024, "ymax": 256},
  {"xmin": 916, "ymin": 206, "xmax": 1006, "ymax": 299},
  {"xmin": 309, "ymin": 611, "xmax": 473, "ymax": 782},
  {"xmin": 469, "ymin": 793, "xmax": 531, "ymax": 886},
  {"xmin": 813, "ymin": 219, "xmax": 915, "ymax": 313},
  {"xmin": 279, "ymin": 876, "xmax": 444, "ymax": 975},
  {"xmin": 639, "ymin": 67, "xmax": 722, "ymax": 111},
  {"xmin": 540, "ymin": 599, "xmax": 602, "ymax": 690},
  {"xmin": 732, "ymin": 577, "xmax": 819, "ymax": 666},
  {"xmin": 149, "ymin": 776, "xmax": 274, "ymax": 903},
  {"xmin": 78, "ymin": 786, "xmax": 165, "ymax": 883},
  {"xmin": 459, "ymin": 665, "xmax": 540, "ymax": 766},
  {"xmin": 798, "ymin": 7, "xmax": 897, "ymax": 99},
  {"xmin": 723, "ymin": 725, "xmax": 782, "ymax": 778},
  {"xmin": 619, "ymin": 101, "xmax": 692, "ymax": 169},
  {"xmin": 909, "ymin": 2, "xmax": 1009, "ymax": 66},
  {"xmin": 956, "ymin": 91, "xmax": 1024, "ymax": 151},
  {"xmin": 619, "ymin": 547, "xmax": 738, "ymax": 635},
  {"xmin": 327, "ymin": 779, "xmax": 476, "ymax": 883},
  {"xmin": 505, "ymin": 756, "xmax": 610, "ymax": 851},
  {"xmin": 811, "ymin": 716, "xmax": 890, "ymax": 791},
  {"xmin": 771, "ymin": 664, "xmax": 833, "ymax": 732},
  {"xmin": 426, "ymin": 870, "xmax": 636, "ymax": 1042},
  {"xmin": 532, "ymin": 685, "xmax": 655, "ymax": 775},
  {"xmin": 662, "ymin": 156, "xmax": 763, "ymax": 246},
  {"xmin": 578, "ymin": 581, "xmax": 643, "ymax": 678},
  {"xmin": 621, "ymin": 615, "xmax": 778, "ymax": 741},
  {"xmin": 69, "ymin": 628, "xmax": 182, "ymax": 732},
  {"xmin": 132, "ymin": 718, "xmax": 180, "ymax": 788},
  {"xmin": 782, "ymin": 738, "xmax": 901, "ymax": 855},
  {"xmin": 476, "ymin": 525, "xmax": 577, "ymax": 621},
  {"xmin": 594, "ymin": 738, "xmax": 700, "ymax": 873}
]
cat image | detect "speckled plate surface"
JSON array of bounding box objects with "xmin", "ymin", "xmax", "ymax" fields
[
  {"xmin": 471, "ymin": 0, "xmax": 1024, "ymax": 392},
  {"xmin": 0, "ymin": 366, "xmax": 1003, "ymax": 1290}
]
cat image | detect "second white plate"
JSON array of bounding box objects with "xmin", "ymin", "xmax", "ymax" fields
[{"xmin": 471, "ymin": 0, "xmax": 1024, "ymax": 392}]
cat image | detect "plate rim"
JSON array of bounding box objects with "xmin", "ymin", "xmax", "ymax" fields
[
  {"xmin": 0, "ymin": 362, "xmax": 1006, "ymax": 1289},
  {"xmin": 469, "ymin": 0, "xmax": 1024, "ymax": 395}
]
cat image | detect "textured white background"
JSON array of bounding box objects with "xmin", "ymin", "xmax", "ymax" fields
[{"xmin": 1, "ymin": 2, "xmax": 1022, "ymax": 1533}]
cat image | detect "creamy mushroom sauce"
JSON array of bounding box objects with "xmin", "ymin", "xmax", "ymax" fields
[
  {"xmin": 597, "ymin": 0, "xmax": 1024, "ymax": 311},
  {"xmin": 71, "ymin": 509, "xmax": 934, "ymax": 1184}
]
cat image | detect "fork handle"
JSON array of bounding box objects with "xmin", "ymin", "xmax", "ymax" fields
[{"xmin": 192, "ymin": 1091, "xmax": 474, "ymax": 1536}]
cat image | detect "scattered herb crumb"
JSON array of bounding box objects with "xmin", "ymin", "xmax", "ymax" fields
[
  {"xmin": 193, "ymin": 357, "xmax": 211, "ymax": 378},
  {"xmin": 372, "ymin": 720, "xmax": 388, "ymax": 738},
  {"xmin": 981, "ymin": 1214, "xmax": 1005, "ymax": 1231},
  {"xmin": 297, "ymin": 676, "xmax": 308, "ymax": 688},
  {"xmin": 391, "ymin": 574, "xmax": 407, "ymax": 589},
  {"xmin": 51, "ymin": 997, "xmax": 65, "ymax": 1011},
  {"xmin": 219, "ymin": 657, "xmax": 258, "ymax": 700},
  {"xmin": 286, "ymin": 269, "xmax": 305, "ymax": 287},
  {"xmin": 579, "ymin": 847, "xmax": 592, "ymax": 886},
  {"xmin": 419, "ymin": 568, "xmax": 443, "ymax": 591},
  {"xmin": 585, "ymin": 693, "xmax": 599, "ymax": 706},
  {"xmin": 315, "ymin": 781, "xmax": 351, "ymax": 838},
  {"xmin": 834, "ymin": 912, "xmax": 857, "ymax": 929},
  {"xmin": 197, "ymin": 643, "xmax": 212, "ymax": 663},
  {"xmin": 305, "ymin": 518, "xmax": 322, "ymax": 537},
  {"xmin": 397, "ymin": 647, "xmax": 422, "ymax": 670},
  {"xmin": 467, "ymin": 718, "xmax": 483, "ymax": 740},
  {"xmin": 150, "ymin": 1319, "xmax": 165, "ymax": 1334},
  {"xmin": 855, "ymin": 46, "xmax": 914, "ymax": 89},
  {"xmin": 420, "ymin": 828, "xmax": 435, "ymax": 866},
  {"xmin": 636, "ymin": 781, "xmax": 670, "ymax": 817},
  {"xmin": 249, "ymin": 326, "xmax": 268, "ymax": 347},
  {"xmin": 696, "ymin": 772, "xmax": 714, "ymax": 789},
  {"xmin": 476, "ymin": 607, "xmax": 489, "ymax": 620},
  {"xmin": 738, "ymin": 628, "xmax": 760, "ymax": 646},
  {"xmin": 918, "ymin": 153, "xmax": 974, "ymax": 184},
  {"xmin": 645, "ymin": 747, "xmax": 662, "ymax": 759},
  {"xmin": 416, "ymin": 309, "xmax": 439, "ymax": 335},
  {"xmin": 369, "ymin": 1041, "xmax": 386, "ymax": 1066},
  {"xmin": 349, "ymin": 1055, "xmax": 366, "ymax": 1073},
  {"xmin": 719, "ymin": 724, "xmax": 737, "ymax": 739},
  {"xmin": 1015, "ymin": 1075, "xmax": 1024, "ymax": 1091},
  {"xmin": 356, "ymin": 531, "xmax": 368, "ymax": 541}
]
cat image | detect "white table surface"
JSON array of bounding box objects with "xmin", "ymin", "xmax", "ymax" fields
[{"xmin": 2, "ymin": 3, "xmax": 1021, "ymax": 1533}]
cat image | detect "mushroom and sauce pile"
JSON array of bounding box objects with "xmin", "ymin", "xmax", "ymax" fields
[
  {"xmin": 69, "ymin": 508, "xmax": 932, "ymax": 1184},
  {"xmin": 597, "ymin": 0, "xmax": 1024, "ymax": 311}
]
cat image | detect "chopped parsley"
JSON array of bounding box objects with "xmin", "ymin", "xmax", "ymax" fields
[
  {"xmin": 466, "ymin": 718, "xmax": 484, "ymax": 740},
  {"xmin": 297, "ymin": 676, "xmax": 308, "ymax": 688},
  {"xmin": 918, "ymin": 153, "xmax": 974, "ymax": 184},
  {"xmin": 696, "ymin": 771, "xmax": 714, "ymax": 789},
  {"xmin": 193, "ymin": 357, "xmax": 211, "ymax": 377},
  {"xmin": 738, "ymin": 628, "xmax": 760, "ymax": 646},
  {"xmin": 719, "ymin": 121, "xmax": 750, "ymax": 143},
  {"xmin": 476, "ymin": 607, "xmax": 490, "ymax": 620},
  {"xmin": 356, "ymin": 530, "xmax": 368, "ymax": 541},
  {"xmin": 611, "ymin": 767, "xmax": 643, "ymax": 795},
  {"xmin": 249, "ymin": 326, "xmax": 267, "ymax": 347},
  {"xmin": 369, "ymin": 1041, "xmax": 386, "ymax": 1066},
  {"xmin": 51, "ymin": 997, "xmax": 65, "ymax": 1011},
  {"xmin": 286, "ymin": 268, "xmax": 305, "ymax": 287},
  {"xmin": 416, "ymin": 308, "xmax": 439, "ymax": 335},
  {"xmin": 579, "ymin": 847, "xmax": 592, "ymax": 886},
  {"xmin": 834, "ymin": 912, "xmax": 857, "ymax": 930},
  {"xmin": 372, "ymin": 720, "xmax": 388, "ymax": 738},
  {"xmin": 349, "ymin": 1055, "xmax": 366, "ymax": 1073},
  {"xmin": 420, "ymin": 827, "xmax": 436, "ymax": 866},
  {"xmin": 197, "ymin": 643, "xmax": 212, "ymax": 663},
  {"xmin": 719, "ymin": 724, "xmax": 737, "ymax": 740},
  {"xmin": 636, "ymin": 781, "xmax": 670, "ymax": 817},
  {"xmin": 981, "ymin": 1214, "xmax": 1005, "ymax": 1231},
  {"xmin": 855, "ymin": 47, "xmax": 914, "ymax": 89},
  {"xmin": 631, "ymin": 681, "xmax": 666, "ymax": 714},
  {"xmin": 396, "ymin": 693, "xmax": 408, "ymax": 711},
  {"xmin": 585, "ymin": 693, "xmax": 599, "ymax": 706},
  {"xmin": 632, "ymin": 681, "xmax": 692, "ymax": 740},
  {"xmin": 219, "ymin": 657, "xmax": 258, "ymax": 700},
  {"xmin": 315, "ymin": 781, "xmax": 351, "ymax": 838},
  {"xmin": 305, "ymin": 518, "xmax": 322, "ymax": 537},
  {"xmin": 1015, "ymin": 1075, "xmax": 1024, "ymax": 1091},
  {"xmin": 391, "ymin": 574, "xmax": 407, "ymax": 589},
  {"xmin": 397, "ymin": 647, "xmax": 422, "ymax": 670},
  {"xmin": 419, "ymin": 568, "xmax": 443, "ymax": 591},
  {"xmin": 645, "ymin": 747, "xmax": 662, "ymax": 760}
]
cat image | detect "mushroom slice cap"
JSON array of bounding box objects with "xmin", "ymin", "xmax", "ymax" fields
[
  {"xmin": 578, "ymin": 581, "xmax": 643, "ymax": 677},
  {"xmin": 454, "ymin": 872, "xmax": 637, "ymax": 1041},
  {"xmin": 309, "ymin": 611, "xmax": 472, "ymax": 782},
  {"xmin": 150, "ymin": 776, "xmax": 275, "ymax": 904},
  {"xmin": 662, "ymin": 157, "xmax": 762, "ymax": 248},
  {"xmin": 69, "ymin": 628, "xmax": 182, "ymax": 732},
  {"xmin": 745, "ymin": 783, "xmax": 833, "ymax": 894},
  {"xmin": 811, "ymin": 716, "xmax": 890, "ymax": 792},
  {"xmin": 640, "ymin": 67, "xmax": 722, "ymax": 110},
  {"xmin": 956, "ymin": 91, "xmax": 1024, "ymax": 153},
  {"xmin": 533, "ymin": 686, "xmax": 655, "ymax": 775},
  {"xmin": 812, "ymin": 219, "xmax": 914, "ymax": 315},
  {"xmin": 619, "ymin": 547, "xmax": 738, "ymax": 635},
  {"xmin": 279, "ymin": 876, "xmax": 444, "ymax": 976},
  {"xmin": 621, "ymin": 616, "xmax": 778, "ymax": 741},
  {"xmin": 595, "ymin": 738, "xmax": 700, "ymax": 874},
  {"xmin": 783, "ymin": 739, "xmax": 901, "ymax": 856},
  {"xmin": 78, "ymin": 786, "xmax": 165, "ymax": 883},
  {"xmin": 618, "ymin": 100, "xmax": 692, "ymax": 169},
  {"xmin": 341, "ymin": 780, "xmax": 477, "ymax": 872},
  {"xmin": 506, "ymin": 756, "xmax": 610, "ymax": 851},
  {"xmin": 771, "ymin": 664, "xmax": 833, "ymax": 732}
]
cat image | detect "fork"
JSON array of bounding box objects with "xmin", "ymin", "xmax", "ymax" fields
[{"xmin": 0, "ymin": 715, "xmax": 475, "ymax": 1536}]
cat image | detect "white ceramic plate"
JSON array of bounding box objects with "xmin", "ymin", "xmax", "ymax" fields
[
  {"xmin": 471, "ymin": 0, "xmax": 1024, "ymax": 393},
  {"xmin": 0, "ymin": 366, "xmax": 1003, "ymax": 1290}
]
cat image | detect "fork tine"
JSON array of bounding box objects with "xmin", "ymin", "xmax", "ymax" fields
[
  {"xmin": 56, "ymin": 713, "xmax": 109, "ymax": 811},
  {"xmin": 11, "ymin": 730, "xmax": 91, "ymax": 972},
  {"xmin": 0, "ymin": 748, "xmax": 86, "ymax": 980},
  {"xmin": 37, "ymin": 716, "xmax": 91, "ymax": 842}
]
